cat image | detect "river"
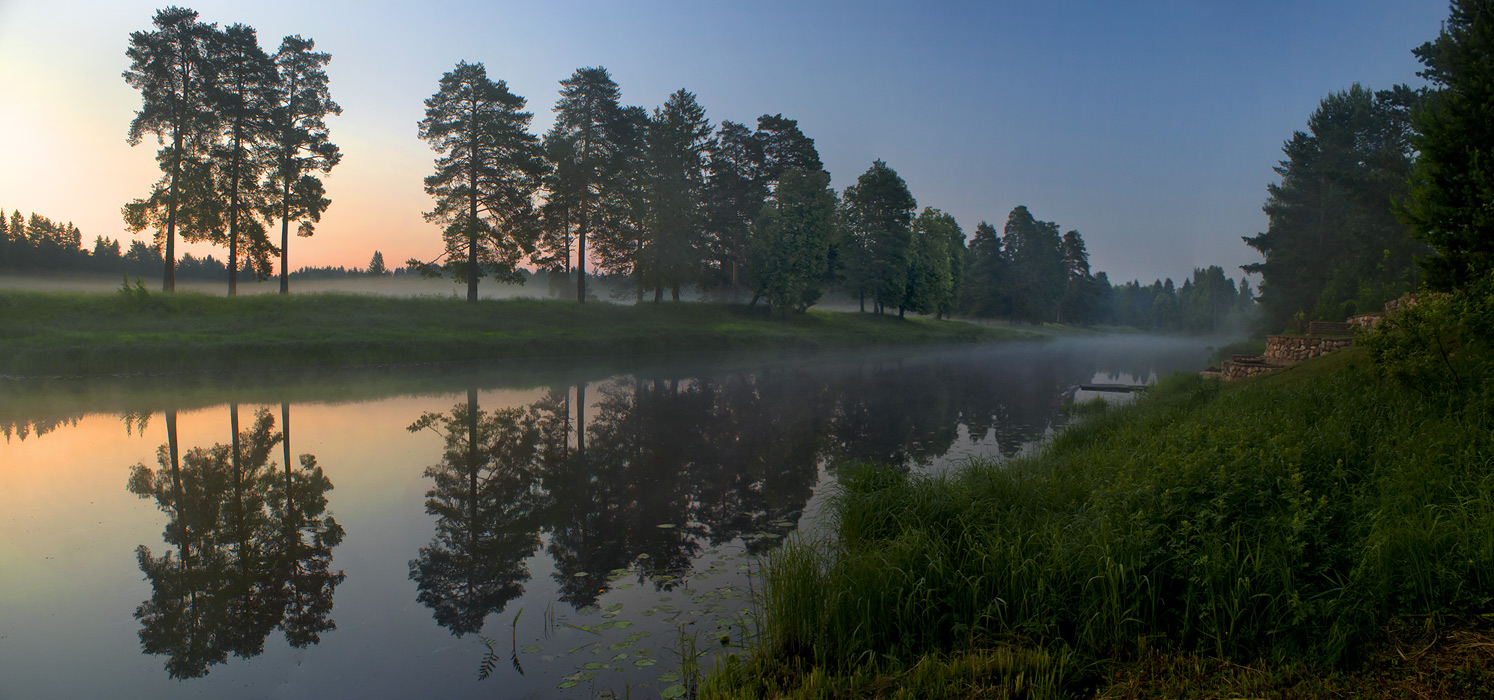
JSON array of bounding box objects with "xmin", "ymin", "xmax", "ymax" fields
[{"xmin": 0, "ymin": 336, "xmax": 1214, "ymax": 699}]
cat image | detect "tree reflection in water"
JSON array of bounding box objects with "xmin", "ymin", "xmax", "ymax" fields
[
  {"xmin": 413, "ymin": 346, "xmax": 1202, "ymax": 635},
  {"xmin": 407, "ymin": 389, "xmax": 547, "ymax": 636},
  {"xmin": 126, "ymin": 405, "xmax": 344, "ymax": 679}
]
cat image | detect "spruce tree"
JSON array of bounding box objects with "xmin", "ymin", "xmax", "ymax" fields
[
  {"xmin": 1403, "ymin": 0, "xmax": 1494, "ymax": 290},
  {"xmin": 644, "ymin": 89, "xmax": 712, "ymax": 302}
]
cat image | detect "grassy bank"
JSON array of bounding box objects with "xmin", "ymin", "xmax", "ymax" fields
[
  {"xmin": 0, "ymin": 290, "xmax": 1034, "ymax": 377},
  {"xmin": 707, "ymin": 298, "xmax": 1494, "ymax": 698}
]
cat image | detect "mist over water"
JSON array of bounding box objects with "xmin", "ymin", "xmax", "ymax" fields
[{"xmin": 0, "ymin": 338, "xmax": 1214, "ymax": 698}]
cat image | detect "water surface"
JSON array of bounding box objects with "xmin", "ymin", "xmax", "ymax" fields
[{"xmin": 0, "ymin": 337, "xmax": 1212, "ymax": 699}]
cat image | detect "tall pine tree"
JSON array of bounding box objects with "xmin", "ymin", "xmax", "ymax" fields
[{"xmin": 416, "ymin": 61, "xmax": 545, "ymax": 303}]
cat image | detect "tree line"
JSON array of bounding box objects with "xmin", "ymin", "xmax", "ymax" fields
[
  {"xmin": 414, "ymin": 59, "xmax": 1257, "ymax": 328},
  {"xmin": 107, "ymin": 6, "xmax": 1258, "ymax": 330},
  {"xmin": 1246, "ymin": 0, "xmax": 1494, "ymax": 331},
  {"xmin": 0, "ymin": 206, "xmax": 412, "ymax": 282}
]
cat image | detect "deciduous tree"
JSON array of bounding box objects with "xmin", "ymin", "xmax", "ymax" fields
[{"xmin": 748, "ymin": 168, "xmax": 838, "ymax": 316}]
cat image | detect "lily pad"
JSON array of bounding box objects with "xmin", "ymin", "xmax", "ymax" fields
[
  {"xmin": 584, "ymin": 662, "xmax": 608, "ymax": 670},
  {"xmin": 558, "ymin": 681, "xmax": 579, "ymax": 689},
  {"xmin": 633, "ymin": 658, "xmax": 658, "ymax": 667},
  {"xmin": 661, "ymin": 684, "xmax": 688, "ymax": 698},
  {"xmin": 658, "ymin": 672, "xmax": 681, "ymax": 683},
  {"xmin": 611, "ymin": 653, "xmax": 629, "ymax": 661},
  {"xmin": 521, "ymin": 644, "xmax": 543, "ymax": 653},
  {"xmin": 605, "ymin": 603, "xmax": 624, "ymax": 612}
]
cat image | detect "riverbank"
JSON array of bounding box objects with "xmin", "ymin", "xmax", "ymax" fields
[
  {"xmin": 0, "ymin": 290, "xmax": 1038, "ymax": 377},
  {"xmin": 706, "ymin": 338, "xmax": 1494, "ymax": 698}
]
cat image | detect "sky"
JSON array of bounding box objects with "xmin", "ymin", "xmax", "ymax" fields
[{"xmin": 0, "ymin": 0, "xmax": 1450, "ymax": 286}]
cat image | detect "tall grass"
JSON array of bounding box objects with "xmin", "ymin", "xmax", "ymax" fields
[{"xmin": 713, "ymin": 346, "xmax": 1494, "ymax": 697}]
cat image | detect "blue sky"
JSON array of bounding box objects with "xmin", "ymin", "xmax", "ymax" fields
[{"xmin": 0, "ymin": 0, "xmax": 1449, "ymax": 284}]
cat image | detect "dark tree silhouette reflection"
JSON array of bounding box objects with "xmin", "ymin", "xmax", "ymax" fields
[
  {"xmin": 410, "ymin": 344, "xmax": 1206, "ymax": 628},
  {"xmin": 126, "ymin": 406, "xmax": 343, "ymax": 679},
  {"xmin": 408, "ymin": 389, "xmax": 547, "ymax": 636}
]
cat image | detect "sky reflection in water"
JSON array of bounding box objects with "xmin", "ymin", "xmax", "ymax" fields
[{"xmin": 0, "ymin": 337, "xmax": 1212, "ymax": 698}]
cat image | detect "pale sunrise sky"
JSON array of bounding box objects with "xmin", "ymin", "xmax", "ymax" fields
[{"xmin": 0, "ymin": 0, "xmax": 1448, "ymax": 285}]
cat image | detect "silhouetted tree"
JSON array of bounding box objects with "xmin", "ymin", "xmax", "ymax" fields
[
  {"xmin": 414, "ymin": 61, "xmax": 545, "ymax": 303},
  {"xmin": 266, "ymin": 35, "xmax": 341, "ymax": 294},
  {"xmin": 644, "ymin": 89, "xmax": 713, "ymax": 302},
  {"xmin": 123, "ymin": 7, "xmax": 219, "ymax": 291},
  {"xmin": 549, "ymin": 67, "xmax": 628, "ymax": 303}
]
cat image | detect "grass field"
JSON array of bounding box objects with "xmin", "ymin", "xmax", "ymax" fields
[
  {"xmin": 0, "ymin": 289, "xmax": 1036, "ymax": 377},
  {"xmin": 705, "ymin": 340, "xmax": 1494, "ymax": 698}
]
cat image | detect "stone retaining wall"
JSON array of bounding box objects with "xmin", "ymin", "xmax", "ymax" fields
[
  {"xmin": 1221, "ymin": 359, "xmax": 1282, "ymax": 381},
  {"xmin": 1264, "ymin": 334, "xmax": 1354, "ymax": 364}
]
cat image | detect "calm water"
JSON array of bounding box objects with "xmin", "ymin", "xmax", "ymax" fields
[{"xmin": 0, "ymin": 337, "xmax": 1212, "ymax": 699}]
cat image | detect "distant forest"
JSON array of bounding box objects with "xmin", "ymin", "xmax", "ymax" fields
[{"xmin": 0, "ymin": 207, "xmax": 411, "ymax": 281}]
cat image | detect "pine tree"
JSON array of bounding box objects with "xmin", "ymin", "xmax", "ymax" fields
[
  {"xmin": 415, "ymin": 62, "xmax": 545, "ymax": 303},
  {"xmin": 1244, "ymin": 85, "xmax": 1420, "ymax": 329},
  {"xmin": 266, "ymin": 35, "xmax": 341, "ymax": 294},
  {"xmin": 550, "ymin": 67, "xmax": 626, "ymax": 303},
  {"xmin": 123, "ymin": 7, "xmax": 219, "ymax": 291},
  {"xmin": 207, "ymin": 23, "xmax": 276, "ymax": 295},
  {"xmin": 367, "ymin": 250, "xmax": 387, "ymax": 275},
  {"xmin": 1002, "ymin": 206, "xmax": 1065, "ymax": 323},
  {"xmin": 703, "ymin": 120, "xmax": 765, "ymax": 295}
]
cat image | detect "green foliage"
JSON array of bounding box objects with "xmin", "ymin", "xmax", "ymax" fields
[
  {"xmin": 721, "ymin": 346, "xmax": 1494, "ymax": 696},
  {"xmin": 417, "ymin": 61, "xmax": 545, "ymax": 302},
  {"xmin": 1361, "ymin": 275, "xmax": 1494, "ymax": 400},
  {"xmin": 1403, "ymin": 0, "xmax": 1494, "ymax": 291},
  {"xmin": 1245, "ymin": 84, "xmax": 1422, "ymax": 331},
  {"xmin": 842, "ymin": 160, "xmax": 917, "ymax": 315},
  {"xmin": 749, "ymin": 168, "xmax": 839, "ymax": 316},
  {"xmin": 904, "ymin": 208, "xmax": 957, "ymax": 318}
]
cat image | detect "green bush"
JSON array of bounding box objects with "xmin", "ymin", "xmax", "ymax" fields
[{"xmin": 1360, "ymin": 275, "xmax": 1494, "ymax": 401}]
